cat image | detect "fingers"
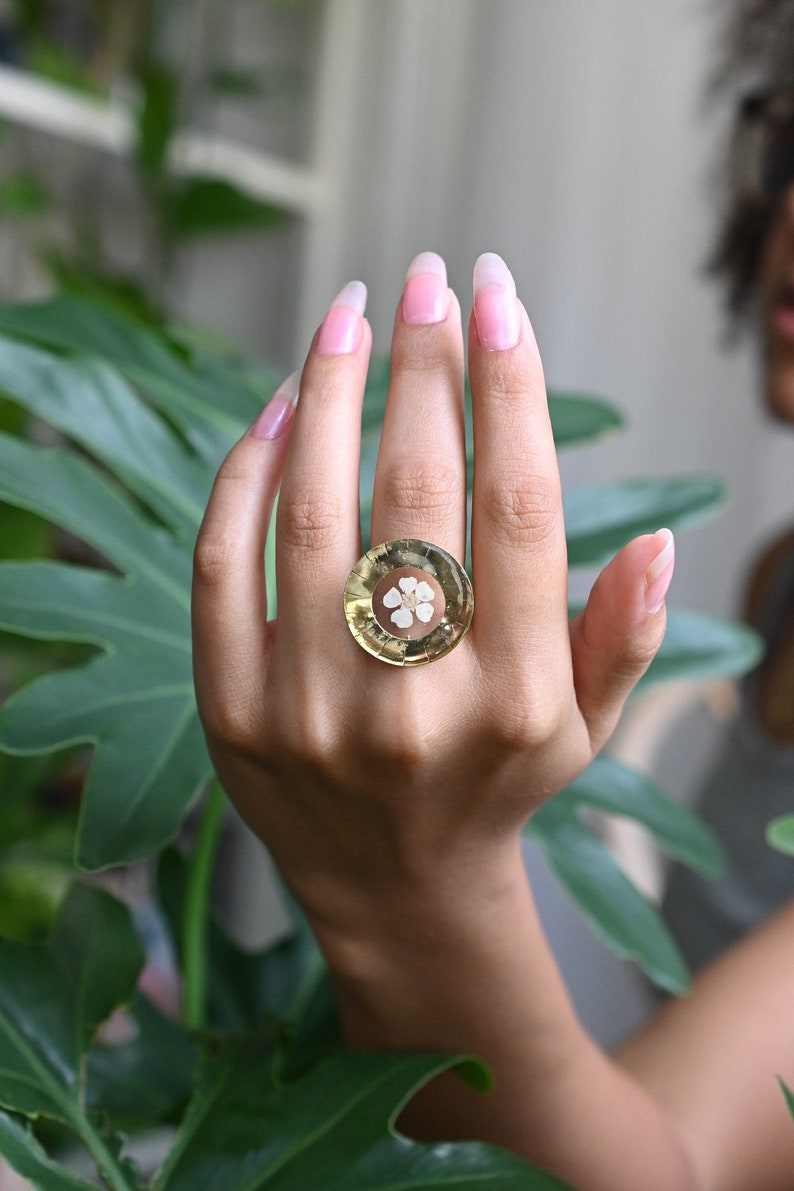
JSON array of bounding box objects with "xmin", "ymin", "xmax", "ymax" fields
[
  {"xmin": 569, "ymin": 530, "xmax": 675, "ymax": 752},
  {"xmin": 468, "ymin": 254, "xmax": 569, "ymax": 677},
  {"xmin": 369, "ymin": 253, "xmax": 467, "ymax": 562},
  {"xmin": 274, "ymin": 282, "xmax": 372, "ymax": 651},
  {"xmin": 192, "ymin": 372, "xmax": 299, "ymax": 738}
]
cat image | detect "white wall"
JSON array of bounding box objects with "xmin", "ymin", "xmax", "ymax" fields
[{"xmin": 308, "ymin": 0, "xmax": 793, "ymax": 624}]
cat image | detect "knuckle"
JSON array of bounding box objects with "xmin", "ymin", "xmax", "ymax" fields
[
  {"xmin": 202, "ymin": 697, "xmax": 261, "ymax": 758},
  {"xmin": 380, "ymin": 458, "xmax": 461, "ymax": 520},
  {"xmin": 489, "ymin": 704, "xmax": 559, "ymax": 752},
  {"xmin": 481, "ymin": 469, "xmax": 560, "ymax": 549},
  {"xmin": 193, "ymin": 533, "xmax": 234, "ymax": 590},
  {"xmin": 362, "ymin": 711, "xmax": 429, "ymax": 771},
  {"xmin": 392, "ymin": 329, "xmax": 461, "ymax": 376},
  {"xmin": 482, "ymin": 671, "xmax": 564, "ymax": 751},
  {"xmin": 627, "ymin": 632, "xmax": 663, "ymax": 674},
  {"xmin": 482, "ymin": 368, "xmax": 544, "ymax": 410},
  {"xmin": 279, "ymin": 490, "xmax": 344, "ymax": 554}
]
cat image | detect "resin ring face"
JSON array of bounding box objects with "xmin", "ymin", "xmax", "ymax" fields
[{"xmin": 343, "ymin": 539, "xmax": 474, "ymax": 666}]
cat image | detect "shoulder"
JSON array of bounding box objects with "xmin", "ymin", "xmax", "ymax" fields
[{"xmin": 743, "ymin": 527, "xmax": 794, "ymax": 629}]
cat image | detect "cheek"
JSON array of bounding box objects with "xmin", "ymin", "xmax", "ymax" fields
[{"xmin": 766, "ymin": 364, "xmax": 794, "ymax": 422}]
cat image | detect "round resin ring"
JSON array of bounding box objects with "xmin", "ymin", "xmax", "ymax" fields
[{"xmin": 343, "ymin": 539, "xmax": 474, "ymax": 666}]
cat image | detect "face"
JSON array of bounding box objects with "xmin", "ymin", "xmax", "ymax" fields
[{"xmin": 760, "ymin": 187, "xmax": 794, "ymax": 423}]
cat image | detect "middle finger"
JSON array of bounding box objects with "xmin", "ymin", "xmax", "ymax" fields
[{"xmin": 369, "ymin": 252, "xmax": 467, "ymax": 563}]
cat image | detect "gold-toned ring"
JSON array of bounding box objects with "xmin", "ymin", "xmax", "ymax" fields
[{"xmin": 343, "ymin": 538, "xmax": 473, "ymax": 666}]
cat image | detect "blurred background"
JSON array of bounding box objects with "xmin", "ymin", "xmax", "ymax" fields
[
  {"xmin": 0, "ymin": 0, "xmax": 790, "ymax": 1045},
  {"xmin": 0, "ymin": 0, "xmax": 786, "ymax": 616}
]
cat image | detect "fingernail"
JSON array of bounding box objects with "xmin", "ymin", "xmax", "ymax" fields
[
  {"xmin": 249, "ymin": 370, "xmax": 300, "ymax": 440},
  {"xmin": 317, "ymin": 280, "xmax": 367, "ymax": 355},
  {"xmin": 473, "ymin": 252, "xmax": 521, "ymax": 350},
  {"xmin": 645, "ymin": 528, "xmax": 675, "ymax": 614},
  {"xmin": 402, "ymin": 251, "xmax": 450, "ymax": 325}
]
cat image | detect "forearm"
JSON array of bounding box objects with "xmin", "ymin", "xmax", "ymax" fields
[{"xmin": 316, "ymin": 840, "xmax": 699, "ymax": 1191}]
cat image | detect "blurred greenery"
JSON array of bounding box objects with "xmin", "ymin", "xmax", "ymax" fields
[{"xmin": 0, "ymin": 0, "xmax": 295, "ymax": 316}]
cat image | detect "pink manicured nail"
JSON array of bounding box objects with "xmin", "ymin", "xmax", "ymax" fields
[
  {"xmin": 473, "ymin": 252, "xmax": 521, "ymax": 351},
  {"xmin": 317, "ymin": 280, "xmax": 367, "ymax": 355},
  {"xmin": 402, "ymin": 251, "xmax": 450, "ymax": 325},
  {"xmin": 249, "ymin": 370, "xmax": 300, "ymax": 440},
  {"xmin": 645, "ymin": 528, "xmax": 675, "ymax": 614}
]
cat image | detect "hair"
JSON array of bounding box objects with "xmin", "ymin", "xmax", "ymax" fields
[{"xmin": 708, "ymin": 0, "xmax": 794, "ymax": 330}]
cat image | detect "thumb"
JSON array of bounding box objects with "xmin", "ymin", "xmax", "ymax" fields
[{"xmin": 569, "ymin": 529, "xmax": 675, "ymax": 753}]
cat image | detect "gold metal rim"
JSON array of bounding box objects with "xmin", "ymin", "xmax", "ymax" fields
[{"xmin": 343, "ymin": 538, "xmax": 474, "ymax": 666}]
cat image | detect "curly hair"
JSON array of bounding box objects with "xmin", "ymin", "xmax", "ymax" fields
[{"xmin": 708, "ymin": 0, "xmax": 794, "ymax": 329}]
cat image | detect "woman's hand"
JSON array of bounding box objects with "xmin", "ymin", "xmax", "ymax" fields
[
  {"xmin": 191, "ymin": 251, "xmax": 674, "ymax": 962},
  {"xmin": 189, "ymin": 253, "xmax": 794, "ymax": 1191}
]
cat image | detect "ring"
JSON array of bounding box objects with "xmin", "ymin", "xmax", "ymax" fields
[{"xmin": 343, "ymin": 538, "xmax": 474, "ymax": 666}]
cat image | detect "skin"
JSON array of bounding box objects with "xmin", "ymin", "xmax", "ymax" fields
[
  {"xmin": 761, "ymin": 186, "xmax": 794, "ymax": 424},
  {"xmin": 192, "ymin": 254, "xmax": 794, "ymax": 1190}
]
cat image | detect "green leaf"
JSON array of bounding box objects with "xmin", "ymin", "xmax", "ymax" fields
[
  {"xmin": 0, "ymin": 1110, "xmax": 98, "ymax": 1191},
  {"xmin": 86, "ymin": 991, "xmax": 196, "ymax": 1124},
  {"xmin": 0, "ymin": 559, "xmax": 209, "ymax": 870},
  {"xmin": 526, "ymin": 805, "xmax": 690, "ymax": 994},
  {"xmin": 642, "ymin": 611, "xmax": 763, "ymax": 686},
  {"xmin": 565, "ymin": 477, "xmax": 726, "ymax": 566},
  {"xmin": 779, "ymin": 1078, "xmax": 794, "ymax": 1120},
  {"xmin": 766, "ymin": 815, "xmax": 794, "ymax": 857},
  {"xmin": 157, "ymin": 849, "xmax": 327, "ymax": 1038},
  {"xmin": 209, "ymin": 67, "xmax": 266, "ymax": 97},
  {"xmin": 0, "ymin": 852, "xmax": 73, "ymax": 942},
  {"xmin": 564, "ymin": 756, "xmax": 724, "ymax": 876},
  {"xmin": 0, "ymin": 296, "xmax": 259, "ymax": 456},
  {"xmin": 0, "ymin": 174, "xmax": 50, "ymax": 219},
  {"xmin": 156, "ymin": 1040, "xmax": 569, "ymax": 1190},
  {"xmin": 166, "ymin": 178, "xmax": 286, "ymax": 239},
  {"xmin": 547, "ymin": 391, "xmax": 623, "ymax": 446},
  {"xmin": 0, "ymin": 884, "xmax": 143, "ymax": 1122},
  {"xmin": 137, "ymin": 64, "xmax": 179, "ymax": 178},
  {"xmin": 0, "ymin": 337, "xmax": 212, "ymax": 535}
]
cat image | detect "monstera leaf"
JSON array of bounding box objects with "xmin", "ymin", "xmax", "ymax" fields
[
  {"xmin": 156, "ymin": 1043, "xmax": 571, "ymax": 1191},
  {"xmin": 0, "ymin": 884, "xmax": 147, "ymax": 1189},
  {"xmin": 0, "ymin": 882, "xmax": 568, "ymax": 1191}
]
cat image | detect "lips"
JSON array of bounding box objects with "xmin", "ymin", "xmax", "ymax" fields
[{"xmin": 769, "ymin": 281, "xmax": 794, "ymax": 342}]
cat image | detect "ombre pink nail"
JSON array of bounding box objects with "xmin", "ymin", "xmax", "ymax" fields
[
  {"xmin": 250, "ymin": 370, "xmax": 300, "ymax": 440},
  {"xmin": 645, "ymin": 529, "xmax": 675, "ymax": 614},
  {"xmin": 317, "ymin": 280, "xmax": 367, "ymax": 355},
  {"xmin": 402, "ymin": 252, "xmax": 449, "ymax": 325},
  {"xmin": 473, "ymin": 252, "xmax": 521, "ymax": 351}
]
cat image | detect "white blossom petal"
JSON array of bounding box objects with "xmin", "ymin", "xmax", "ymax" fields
[
  {"xmin": 415, "ymin": 581, "xmax": 435, "ymax": 603},
  {"xmin": 391, "ymin": 606, "xmax": 414, "ymax": 629},
  {"xmin": 398, "ymin": 576, "xmax": 418, "ymax": 594},
  {"xmin": 382, "ymin": 587, "xmax": 402, "ymax": 608},
  {"xmin": 415, "ymin": 602, "xmax": 434, "ymax": 623}
]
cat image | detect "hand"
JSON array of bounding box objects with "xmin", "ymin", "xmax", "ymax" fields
[{"xmin": 191, "ymin": 251, "xmax": 675, "ymax": 962}]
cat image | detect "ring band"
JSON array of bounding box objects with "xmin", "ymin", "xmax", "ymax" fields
[{"xmin": 343, "ymin": 538, "xmax": 474, "ymax": 666}]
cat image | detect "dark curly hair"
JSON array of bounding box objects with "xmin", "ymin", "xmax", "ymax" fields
[{"xmin": 709, "ymin": 0, "xmax": 794, "ymax": 329}]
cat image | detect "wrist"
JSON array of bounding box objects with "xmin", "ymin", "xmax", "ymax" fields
[
  {"xmin": 305, "ymin": 841, "xmax": 562, "ymax": 1052},
  {"xmin": 309, "ymin": 837, "xmax": 528, "ymax": 974}
]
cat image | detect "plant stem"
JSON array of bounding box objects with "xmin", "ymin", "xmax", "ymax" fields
[
  {"xmin": 182, "ymin": 780, "xmax": 226, "ymax": 1031},
  {"xmin": 75, "ymin": 1119, "xmax": 137, "ymax": 1191}
]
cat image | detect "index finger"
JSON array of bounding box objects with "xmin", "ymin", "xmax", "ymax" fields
[
  {"xmin": 468, "ymin": 254, "xmax": 569, "ymax": 674},
  {"xmin": 192, "ymin": 372, "xmax": 299, "ymax": 741}
]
